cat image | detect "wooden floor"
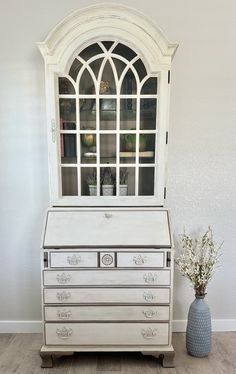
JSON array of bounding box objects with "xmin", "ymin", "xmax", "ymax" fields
[{"xmin": 0, "ymin": 332, "xmax": 235, "ymax": 374}]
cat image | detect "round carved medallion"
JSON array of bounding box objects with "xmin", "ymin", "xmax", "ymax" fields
[{"xmin": 102, "ymin": 254, "xmax": 113, "ymax": 266}]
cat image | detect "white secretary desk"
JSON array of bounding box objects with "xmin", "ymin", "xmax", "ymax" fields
[{"xmin": 38, "ymin": 3, "xmax": 178, "ymax": 369}]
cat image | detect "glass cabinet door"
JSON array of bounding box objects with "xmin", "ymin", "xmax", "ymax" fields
[{"xmin": 57, "ymin": 41, "xmax": 159, "ymax": 201}]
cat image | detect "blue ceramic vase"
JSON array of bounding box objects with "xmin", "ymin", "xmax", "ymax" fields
[{"xmin": 186, "ymin": 295, "xmax": 211, "ymax": 357}]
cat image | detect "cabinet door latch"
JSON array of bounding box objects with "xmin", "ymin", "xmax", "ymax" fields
[
  {"xmin": 164, "ymin": 187, "xmax": 167, "ymax": 199},
  {"xmin": 51, "ymin": 119, "xmax": 56, "ymax": 143}
]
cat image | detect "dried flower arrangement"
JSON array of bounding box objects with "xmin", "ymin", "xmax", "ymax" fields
[{"xmin": 175, "ymin": 227, "xmax": 222, "ymax": 296}]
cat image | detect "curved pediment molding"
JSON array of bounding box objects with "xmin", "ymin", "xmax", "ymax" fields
[{"xmin": 37, "ymin": 3, "xmax": 178, "ymax": 72}]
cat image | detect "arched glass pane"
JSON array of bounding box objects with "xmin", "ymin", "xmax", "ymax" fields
[
  {"xmin": 79, "ymin": 43, "xmax": 103, "ymax": 61},
  {"xmin": 112, "ymin": 58, "xmax": 126, "ymax": 79},
  {"xmin": 113, "ymin": 43, "xmax": 137, "ymax": 61},
  {"xmin": 101, "ymin": 41, "xmax": 114, "ymax": 50},
  {"xmin": 89, "ymin": 58, "xmax": 103, "ymax": 79},
  {"xmin": 120, "ymin": 69, "xmax": 137, "ymax": 94},
  {"xmin": 59, "ymin": 77, "xmax": 75, "ymax": 94},
  {"xmin": 133, "ymin": 59, "xmax": 147, "ymax": 82},
  {"xmin": 79, "ymin": 69, "xmax": 95, "ymax": 94},
  {"xmin": 69, "ymin": 59, "xmax": 83, "ymax": 82},
  {"xmin": 100, "ymin": 61, "xmax": 116, "ymax": 94},
  {"xmin": 141, "ymin": 77, "xmax": 157, "ymax": 94}
]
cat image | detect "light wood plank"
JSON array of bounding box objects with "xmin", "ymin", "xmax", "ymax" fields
[
  {"xmin": 0, "ymin": 333, "xmax": 236, "ymax": 373},
  {"xmin": 97, "ymin": 352, "xmax": 121, "ymax": 371}
]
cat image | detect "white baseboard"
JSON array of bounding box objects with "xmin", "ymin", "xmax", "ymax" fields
[
  {"xmin": 173, "ymin": 319, "xmax": 236, "ymax": 332},
  {"xmin": 0, "ymin": 321, "xmax": 43, "ymax": 333},
  {"xmin": 0, "ymin": 320, "xmax": 236, "ymax": 333}
]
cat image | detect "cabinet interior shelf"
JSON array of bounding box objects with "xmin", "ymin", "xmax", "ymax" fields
[{"xmin": 120, "ymin": 151, "xmax": 154, "ymax": 158}]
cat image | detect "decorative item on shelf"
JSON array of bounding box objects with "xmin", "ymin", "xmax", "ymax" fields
[
  {"xmin": 81, "ymin": 130, "xmax": 96, "ymax": 148},
  {"xmin": 86, "ymin": 170, "xmax": 97, "ymax": 196},
  {"xmin": 175, "ymin": 227, "xmax": 222, "ymax": 358},
  {"xmin": 119, "ymin": 168, "xmax": 128, "ymax": 196},
  {"xmin": 99, "ymin": 80, "xmax": 110, "ymax": 93},
  {"xmin": 123, "ymin": 132, "xmax": 146, "ymax": 152},
  {"xmin": 101, "ymin": 168, "xmax": 114, "ymax": 196}
]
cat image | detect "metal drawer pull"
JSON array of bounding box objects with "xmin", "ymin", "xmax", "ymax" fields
[
  {"xmin": 104, "ymin": 213, "xmax": 112, "ymax": 219},
  {"xmin": 67, "ymin": 254, "xmax": 81, "ymax": 266},
  {"xmin": 143, "ymin": 309, "xmax": 157, "ymax": 319},
  {"xmin": 56, "ymin": 327, "xmax": 72, "ymax": 339},
  {"xmin": 133, "ymin": 255, "xmax": 147, "ymax": 266},
  {"xmin": 56, "ymin": 291, "xmax": 71, "ymax": 302},
  {"xmin": 143, "ymin": 291, "xmax": 155, "ymax": 302},
  {"xmin": 143, "ymin": 272, "xmax": 157, "ymax": 284},
  {"xmin": 141, "ymin": 328, "xmax": 158, "ymax": 339},
  {"xmin": 57, "ymin": 309, "xmax": 72, "ymax": 320},
  {"xmin": 56, "ymin": 273, "xmax": 71, "ymax": 284}
]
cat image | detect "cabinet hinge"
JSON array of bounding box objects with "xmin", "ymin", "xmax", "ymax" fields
[
  {"xmin": 168, "ymin": 70, "xmax": 171, "ymax": 84},
  {"xmin": 164, "ymin": 187, "xmax": 167, "ymax": 199},
  {"xmin": 166, "ymin": 131, "xmax": 169, "ymax": 145}
]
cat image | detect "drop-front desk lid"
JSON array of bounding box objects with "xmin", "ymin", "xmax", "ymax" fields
[{"xmin": 43, "ymin": 208, "xmax": 171, "ymax": 248}]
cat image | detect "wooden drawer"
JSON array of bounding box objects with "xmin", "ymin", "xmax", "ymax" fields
[
  {"xmin": 117, "ymin": 252, "xmax": 164, "ymax": 268},
  {"xmin": 43, "ymin": 269, "xmax": 170, "ymax": 286},
  {"xmin": 45, "ymin": 322, "xmax": 169, "ymax": 346},
  {"xmin": 50, "ymin": 251, "xmax": 98, "ymax": 268},
  {"xmin": 44, "ymin": 287, "xmax": 170, "ymax": 304},
  {"xmin": 44, "ymin": 305, "xmax": 170, "ymax": 321}
]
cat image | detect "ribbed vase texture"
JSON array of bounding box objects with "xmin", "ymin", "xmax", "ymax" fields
[{"xmin": 186, "ymin": 296, "xmax": 211, "ymax": 357}]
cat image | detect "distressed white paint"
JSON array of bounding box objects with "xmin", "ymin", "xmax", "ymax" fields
[
  {"xmin": 43, "ymin": 208, "xmax": 171, "ymax": 247},
  {"xmin": 43, "ymin": 287, "xmax": 170, "ymax": 304},
  {"xmin": 43, "ymin": 269, "xmax": 171, "ymax": 286},
  {"xmin": 44, "ymin": 305, "xmax": 170, "ymax": 321},
  {"xmin": 38, "ymin": 3, "xmax": 177, "ymax": 206},
  {"xmin": 45, "ymin": 322, "xmax": 169, "ymax": 346}
]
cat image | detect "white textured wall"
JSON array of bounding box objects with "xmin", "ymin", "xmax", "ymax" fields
[{"xmin": 0, "ymin": 0, "xmax": 235, "ymax": 329}]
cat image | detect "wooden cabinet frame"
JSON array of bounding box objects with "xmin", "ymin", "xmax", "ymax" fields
[{"xmin": 38, "ymin": 4, "xmax": 178, "ymax": 206}]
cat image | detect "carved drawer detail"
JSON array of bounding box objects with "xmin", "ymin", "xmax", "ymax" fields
[
  {"xmin": 57, "ymin": 309, "xmax": 72, "ymax": 320},
  {"xmin": 56, "ymin": 273, "xmax": 71, "ymax": 284},
  {"xmin": 56, "ymin": 291, "xmax": 71, "ymax": 302},
  {"xmin": 56, "ymin": 327, "xmax": 73, "ymax": 339},
  {"xmin": 67, "ymin": 254, "xmax": 81, "ymax": 266},
  {"xmin": 142, "ymin": 309, "xmax": 157, "ymax": 319},
  {"xmin": 143, "ymin": 272, "xmax": 158, "ymax": 284},
  {"xmin": 141, "ymin": 327, "xmax": 158, "ymax": 339}
]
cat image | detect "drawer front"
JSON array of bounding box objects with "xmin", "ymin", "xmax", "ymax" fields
[
  {"xmin": 45, "ymin": 322, "xmax": 169, "ymax": 346},
  {"xmin": 43, "ymin": 269, "xmax": 170, "ymax": 286},
  {"xmin": 44, "ymin": 305, "xmax": 170, "ymax": 321},
  {"xmin": 44, "ymin": 287, "xmax": 170, "ymax": 304},
  {"xmin": 117, "ymin": 252, "xmax": 164, "ymax": 268},
  {"xmin": 50, "ymin": 252, "xmax": 98, "ymax": 268}
]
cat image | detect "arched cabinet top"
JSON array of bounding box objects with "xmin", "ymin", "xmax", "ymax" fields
[{"xmin": 37, "ymin": 3, "xmax": 178, "ymax": 72}]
